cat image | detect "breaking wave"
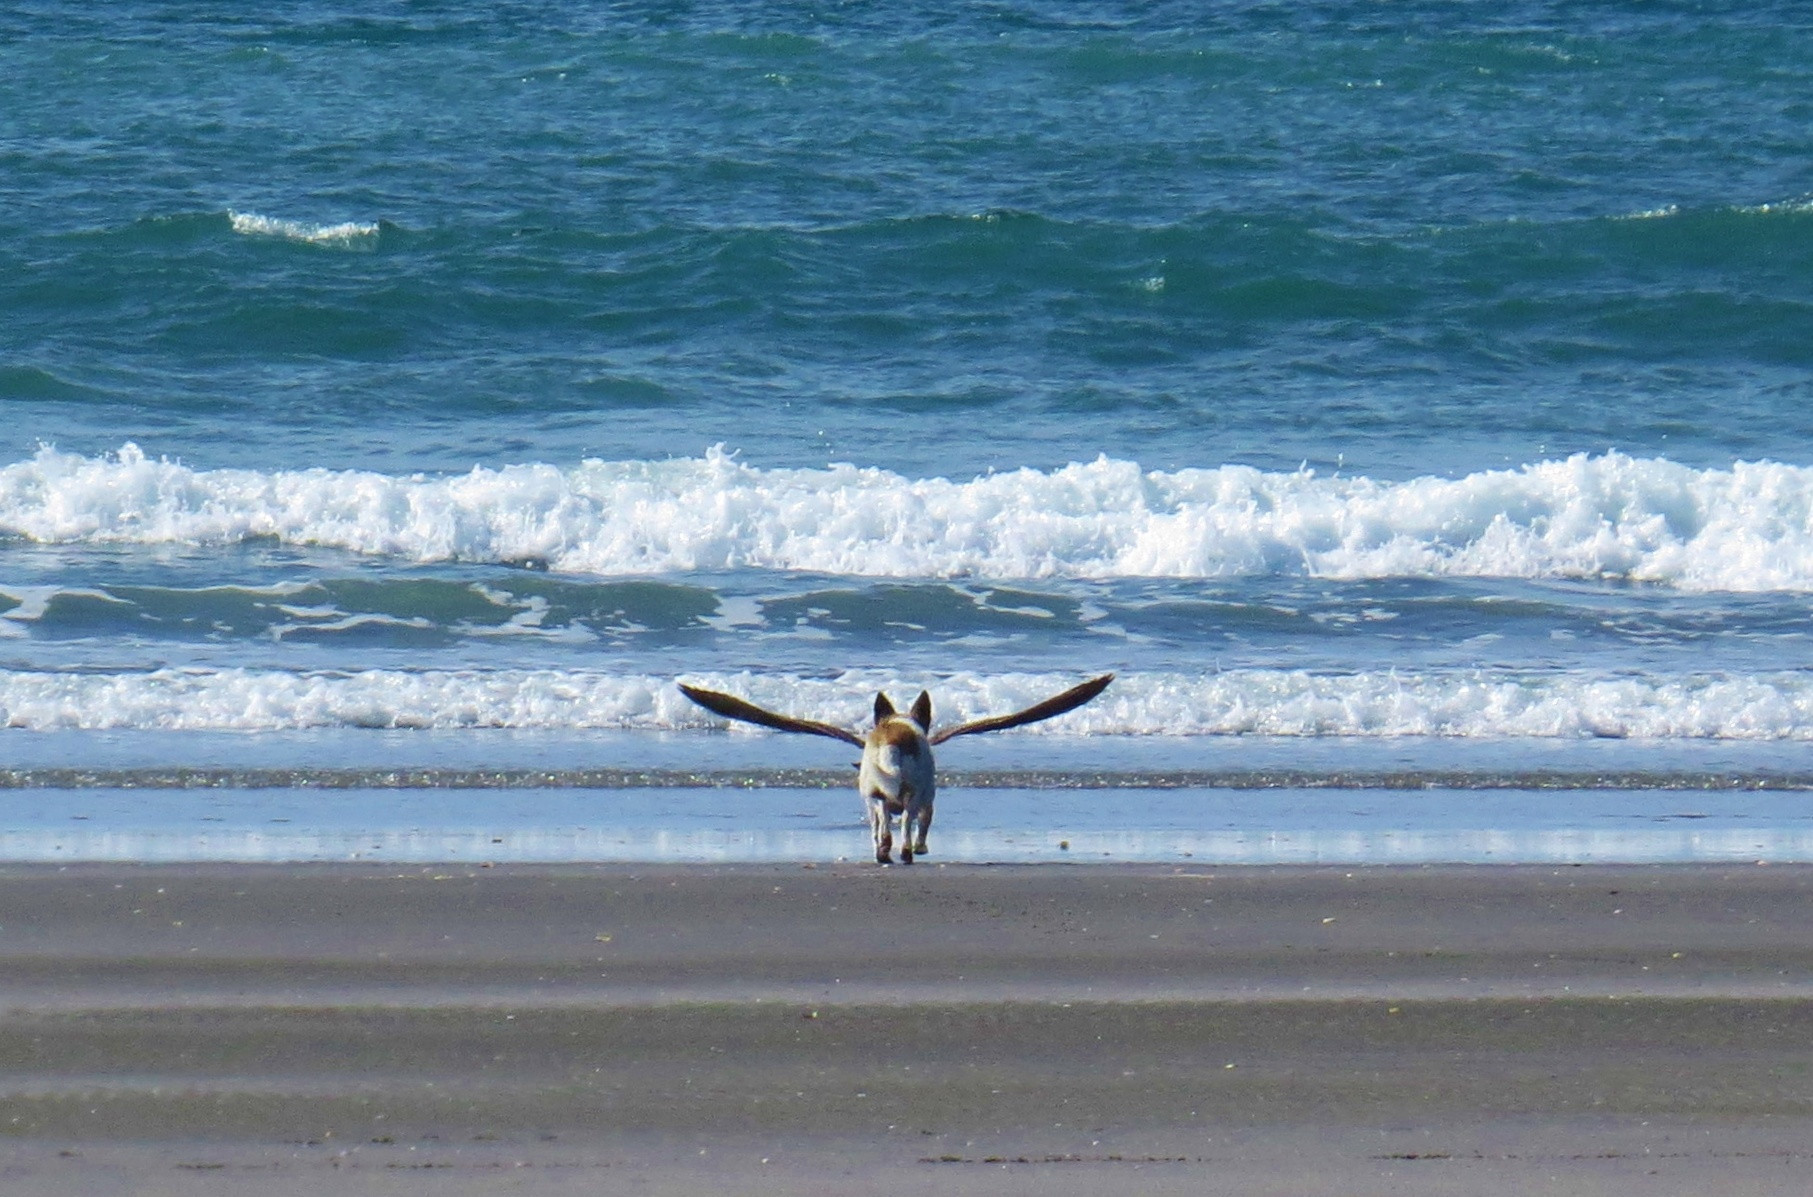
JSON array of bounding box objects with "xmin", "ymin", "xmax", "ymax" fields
[
  {"xmin": 6, "ymin": 445, "xmax": 1813, "ymax": 591},
  {"xmin": 6, "ymin": 665, "xmax": 1813, "ymax": 739},
  {"xmin": 228, "ymin": 210, "xmax": 380, "ymax": 246}
]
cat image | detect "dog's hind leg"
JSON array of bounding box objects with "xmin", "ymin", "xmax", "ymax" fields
[
  {"xmin": 894, "ymin": 800, "xmax": 925, "ymax": 863},
  {"xmin": 897, "ymin": 787, "xmax": 929, "ymax": 864},
  {"xmin": 911, "ymin": 802, "xmax": 932, "ymax": 858},
  {"xmin": 868, "ymin": 796, "xmax": 893, "ymax": 864}
]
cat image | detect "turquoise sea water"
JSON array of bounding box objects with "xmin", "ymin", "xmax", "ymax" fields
[{"xmin": 4, "ymin": 3, "xmax": 1813, "ymax": 859}]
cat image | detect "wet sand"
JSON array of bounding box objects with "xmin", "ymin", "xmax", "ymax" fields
[{"xmin": 3, "ymin": 861, "xmax": 1812, "ymax": 1194}]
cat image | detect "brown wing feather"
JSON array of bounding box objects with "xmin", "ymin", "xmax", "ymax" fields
[
  {"xmin": 678, "ymin": 683, "xmax": 864, "ymax": 746},
  {"xmin": 929, "ymin": 674, "xmax": 1114, "ymax": 745}
]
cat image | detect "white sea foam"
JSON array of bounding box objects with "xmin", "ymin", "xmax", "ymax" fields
[
  {"xmin": 7, "ymin": 445, "xmax": 1813, "ymax": 590},
  {"xmin": 1743, "ymin": 196, "xmax": 1813, "ymax": 216},
  {"xmin": 228, "ymin": 210, "xmax": 379, "ymax": 246},
  {"xmin": 5, "ymin": 666, "xmax": 1813, "ymax": 739},
  {"xmin": 1620, "ymin": 197, "xmax": 1813, "ymax": 221}
]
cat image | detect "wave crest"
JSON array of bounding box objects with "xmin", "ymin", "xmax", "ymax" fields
[
  {"xmin": 4, "ymin": 667, "xmax": 1813, "ymax": 739},
  {"xmin": 228, "ymin": 210, "xmax": 379, "ymax": 246},
  {"xmin": 5, "ymin": 445, "xmax": 1813, "ymax": 590}
]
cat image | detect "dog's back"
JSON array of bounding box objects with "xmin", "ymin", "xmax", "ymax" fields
[{"xmin": 860, "ymin": 717, "xmax": 934, "ymax": 808}]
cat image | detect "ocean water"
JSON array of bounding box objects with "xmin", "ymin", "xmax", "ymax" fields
[{"xmin": 5, "ymin": 2, "xmax": 1813, "ymax": 861}]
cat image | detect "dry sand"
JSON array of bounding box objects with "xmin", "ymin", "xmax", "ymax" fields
[{"xmin": 2, "ymin": 860, "xmax": 1811, "ymax": 1194}]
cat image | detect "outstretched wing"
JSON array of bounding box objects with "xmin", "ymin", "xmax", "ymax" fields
[
  {"xmin": 930, "ymin": 674, "xmax": 1114, "ymax": 745},
  {"xmin": 678, "ymin": 683, "xmax": 864, "ymax": 746}
]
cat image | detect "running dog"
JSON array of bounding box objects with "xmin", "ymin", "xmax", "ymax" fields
[{"xmin": 677, "ymin": 674, "xmax": 1113, "ymax": 864}]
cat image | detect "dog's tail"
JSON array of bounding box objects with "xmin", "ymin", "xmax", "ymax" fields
[
  {"xmin": 872, "ymin": 743, "xmax": 903, "ymax": 779},
  {"xmin": 864, "ymin": 742, "xmax": 905, "ymax": 803}
]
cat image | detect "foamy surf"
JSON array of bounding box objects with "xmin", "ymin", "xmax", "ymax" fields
[
  {"xmin": 228, "ymin": 210, "xmax": 379, "ymax": 246},
  {"xmin": 7, "ymin": 445, "xmax": 1813, "ymax": 591},
  {"xmin": 6, "ymin": 666, "xmax": 1813, "ymax": 738}
]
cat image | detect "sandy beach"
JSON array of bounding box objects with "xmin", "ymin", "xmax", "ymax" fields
[{"xmin": 2, "ymin": 861, "xmax": 1811, "ymax": 1194}]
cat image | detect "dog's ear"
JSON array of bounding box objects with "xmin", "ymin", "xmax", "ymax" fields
[
  {"xmin": 909, "ymin": 691, "xmax": 932, "ymax": 731},
  {"xmin": 873, "ymin": 692, "xmax": 896, "ymax": 723}
]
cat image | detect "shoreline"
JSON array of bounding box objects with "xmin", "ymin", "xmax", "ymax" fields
[
  {"xmin": 11, "ymin": 765, "xmax": 1813, "ymax": 790},
  {"xmin": 4, "ymin": 862, "xmax": 1812, "ymax": 1193},
  {"xmin": 9, "ymin": 783, "xmax": 1813, "ymax": 867}
]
